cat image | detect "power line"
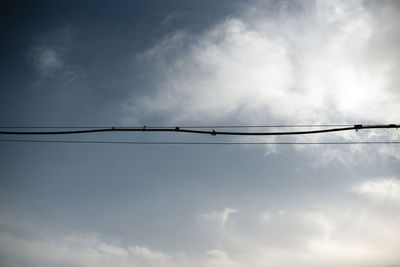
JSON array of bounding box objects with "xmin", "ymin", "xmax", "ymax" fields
[
  {"xmin": 0, "ymin": 124, "xmax": 354, "ymax": 129},
  {"xmin": 0, "ymin": 124, "xmax": 398, "ymax": 136},
  {"xmin": 1, "ymin": 139, "xmax": 399, "ymax": 145}
]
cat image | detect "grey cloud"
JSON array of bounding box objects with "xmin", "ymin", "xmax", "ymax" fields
[
  {"xmin": 29, "ymin": 26, "xmax": 83, "ymax": 85},
  {"xmin": 31, "ymin": 46, "xmax": 64, "ymax": 76}
]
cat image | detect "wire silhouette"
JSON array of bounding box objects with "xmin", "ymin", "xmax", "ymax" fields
[
  {"xmin": 0, "ymin": 124, "xmax": 354, "ymax": 129},
  {"xmin": 1, "ymin": 139, "xmax": 399, "ymax": 145},
  {"xmin": 0, "ymin": 124, "xmax": 398, "ymax": 136}
]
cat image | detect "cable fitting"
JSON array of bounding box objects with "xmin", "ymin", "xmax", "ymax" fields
[
  {"xmin": 211, "ymin": 130, "xmax": 216, "ymax": 136},
  {"xmin": 354, "ymin": 124, "xmax": 363, "ymax": 132}
]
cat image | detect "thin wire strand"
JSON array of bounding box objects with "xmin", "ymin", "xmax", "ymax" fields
[{"xmin": 0, "ymin": 139, "xmax": 399, "ymax": 145}]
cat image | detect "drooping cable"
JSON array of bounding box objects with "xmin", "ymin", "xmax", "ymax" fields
[
  {"xmin": 0, "ymin": 124, "xmax": 398, "ymax": 136},
  {"xmin": 0, "ymin": 124, "xmax": 354, "ymax": 129}
]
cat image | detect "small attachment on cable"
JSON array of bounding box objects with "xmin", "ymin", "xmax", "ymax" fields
[
  {"xmin": 354, "ymin": 124, "xmax": 363, "ymax": 132},
  {"xmin": 142, "ymin": 126, "xmax": 146, "ymax": 131},
  {"xmin": 175, "ymin": 127, "xmax": 180, "ymax": 132},
  {"xmin": 112, "ymin": 126, "xmax": 115, "ymax": 131},
  {"xmin": 211, "ymin": 129, "xmax": 216, "ymax": 136},
  {"xmin": 388, "ymin": 124, "xmax": 397, "ymax": 128}
]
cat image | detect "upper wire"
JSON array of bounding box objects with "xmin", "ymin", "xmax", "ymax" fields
[
  {"xmin": 0, "ymin": 124, "xmax": 398, "ymax": 136},
  {"xmin": 0, "ymin": 124, "xmax": 354, "ymax": 129}
]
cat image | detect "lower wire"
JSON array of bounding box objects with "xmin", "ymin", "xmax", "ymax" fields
[{"xmin": 0, "ymin": 139, "xmax": 399, "ymax": 145}]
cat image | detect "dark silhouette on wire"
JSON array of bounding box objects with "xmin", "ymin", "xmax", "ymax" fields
[{"xmin": 0, "ymin": 124, "xmax": 398, "ymax": 136}]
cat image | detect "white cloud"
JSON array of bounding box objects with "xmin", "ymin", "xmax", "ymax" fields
[
  {"xmin": 2, "ymin": 202, "xmax": 400, "ymax": 267},
  {"xmin": 3, "ymin": 178, "xmax": 400, "ymax": 267},
  {"xmin": 221, "ymin": 208, "xmax": 238, "ymax": 228},
  {"xmin": 205, "ymin": 249, "xmax": 239, "ymax": 267},
  {"xmin": 127, "ymin": 0, "xmax": 400, "ymax": 126},
  {"xmin": 0, "ymin": 232, "xmax": 176, "ymax": 267},
  {"xmin": 122, "ymin": 0, "xmax": 400, "ymax": 163},
  {"xmin": 353, "ymin": 177, "xmax": 400, "ymax": 205},
  {"xmin": 202, "ymin": 207, "xmax": 238, "ymax": 228}
]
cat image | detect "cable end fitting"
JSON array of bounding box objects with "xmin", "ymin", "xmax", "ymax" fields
[{"xmin": 354, "ymin": 124, "xmax": 363, "ymax": 132}]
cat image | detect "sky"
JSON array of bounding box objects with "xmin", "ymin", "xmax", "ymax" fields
[{"xmin": 0, "ymin": 0, "xmax": 400, "ymax": 266}]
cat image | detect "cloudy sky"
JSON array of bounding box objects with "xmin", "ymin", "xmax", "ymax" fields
[{"xmin": 1, "ymin": 0, "xmax": 400, "ymax": 266}]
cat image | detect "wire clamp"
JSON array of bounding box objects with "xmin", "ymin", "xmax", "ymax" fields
[
  {"xmin": 142, "ymin": 126, "xmax": 146, "ymax": 131},
  {"xmin": 211, "ymin": 130, "xmax": 216, "ymax": 136},
  {"xmin": 354, "ymin": 124, "xmax": 363, "ymax": 132},
  {"xmin": 175, "ymin": 127, "xmax": 180, "ymax": 132}
]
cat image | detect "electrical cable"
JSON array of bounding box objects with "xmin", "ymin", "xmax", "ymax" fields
[
  {"xmin": 0, "ymin": 124, "xmax": 354, "ymax": 129},
  {"xmin": 0, "ymin": 124, "xmax": 398, "ymax": 136}
]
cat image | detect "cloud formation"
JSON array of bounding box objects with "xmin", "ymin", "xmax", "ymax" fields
[
  {"xmin": 201, "ymin": 207, "xmax": 238, "ymax": 228},
  {"xmin": 31, "ymin": 47, "xmax": 64, "ymax": 76},
  {"xmin": 121, "ymin": 0, "xmax": 400, "ymax": 165},
  {"xmin": 29, "ymin": 26, "xmax": 83, "ymax": 84},
  {"xmin": 126, "ymin": 0, "xmax": 400, "ymax": 126},
  {"xmin": 2, "ymin": 187, "xmax": 400, "ymax": 267},
  {"xmin": 0, "ymin": 232, "xmax": 175, "ymax": 267},
  {"xmin": 353, "ymin": 177, "xmax": 400, "ymax": 205}
]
